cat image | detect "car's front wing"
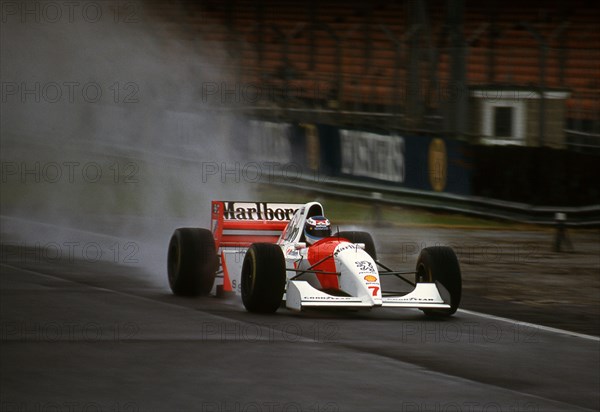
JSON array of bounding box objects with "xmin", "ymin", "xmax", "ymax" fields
[
  {"xmin": 380, "ymin": 283, "xmax": 450, "ymax": 309},
  {"xmin": 285, "ymin": 280, "xmax": 450, "ymax": 311}
]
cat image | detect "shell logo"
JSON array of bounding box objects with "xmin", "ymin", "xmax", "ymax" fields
[{"xmin": 364, "ymin": 275, "xmax": 377, "ymax": 282}]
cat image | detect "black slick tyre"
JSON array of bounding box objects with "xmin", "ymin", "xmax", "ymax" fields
[
  {"xmin": 415, "ymin": 246, "xmax": 462, "ymax": 316},
  {"xmin": 167, "ymin": 228, "xmax": 218, "ymax": 296},
  {"xmin": 241, "ymin": 243, "xmax": 286, "ymax": 313}
]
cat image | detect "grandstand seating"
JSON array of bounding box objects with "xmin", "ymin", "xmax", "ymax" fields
[{"xmin": 148, "ymin": 0, "xmax": 599, "ymax": 122}]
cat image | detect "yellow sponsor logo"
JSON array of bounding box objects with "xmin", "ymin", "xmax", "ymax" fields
[
  {"xmin": 428, "ymin": 138, "xmax": 447, "ymax": 192},
  {"xmin": 364, "ymin": 275, "xmax": 377, "ymax": 282}
]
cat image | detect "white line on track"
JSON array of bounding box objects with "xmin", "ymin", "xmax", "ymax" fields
[
  {"xmin": 2, "ymin": 260, "xmax": 598, "ymax": 342},
  {"xmin": 2, "ymin": 264, "xmax": 597, "ymax": 411},
  {"xmin": 458, "ymin": 308, "xmax": 600, "ymax": 342}
]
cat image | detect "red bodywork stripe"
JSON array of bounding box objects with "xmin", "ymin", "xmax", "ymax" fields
[{"xmin": 307, "ymin": 239, "xmax": 341, "ymax": 290}]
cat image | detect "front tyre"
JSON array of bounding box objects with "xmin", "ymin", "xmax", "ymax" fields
[
  {"xmin": 241, "ymin": 243, "xmax": 286, "ymax": 313},
  {"xmin": 168, "ymin": 228, "xmax": 218, "ymax": 296},
  {"xmin": 416, "ymin": 246, "xmax": 462, "ymax": 316}
]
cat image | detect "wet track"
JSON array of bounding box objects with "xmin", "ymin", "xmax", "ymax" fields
[
  {"xmin": 3, "ymin": 3, "xmax": 599, "ymax": 410},
  {"xmin": 1, "ymin": 219, "xmax": 599, "ymax": 412}
]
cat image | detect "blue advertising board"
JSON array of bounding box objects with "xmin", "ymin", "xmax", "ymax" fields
[{"xmin": 314, "ymin": 125, "xmax": 472, "ymax": 195}]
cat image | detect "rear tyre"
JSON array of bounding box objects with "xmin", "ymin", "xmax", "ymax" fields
[
  {"xmin": 168, "ymin": 228, "xmax": 219, "ymax": 296},
  {"xmin": 416, "ymin": 246, "xmax": 462, "ymax": 316},
  {"xmin": 333, "ymin": 231, "xmax": 377, "ymax": 260},
  {"xmin": 241, "ymin": 243, "xmax": 286, "ymax": 313}
]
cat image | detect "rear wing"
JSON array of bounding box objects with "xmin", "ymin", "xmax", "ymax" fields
[{"xmin": 211, "ymin": 201, "xmax": 303, "ymax": 248}]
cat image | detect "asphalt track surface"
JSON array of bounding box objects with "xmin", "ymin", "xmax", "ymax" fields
[{"xmin": 1, "ymin": 218, "xmax": 599, "ymax": 412}]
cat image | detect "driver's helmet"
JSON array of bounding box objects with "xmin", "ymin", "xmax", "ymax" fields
[{"xmin": 304, "ymin": 216, "xmax": 331, "ymax": 245}]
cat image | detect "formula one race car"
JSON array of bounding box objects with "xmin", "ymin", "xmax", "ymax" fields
[{"xmin": 167, "ymin": 201, "xmax": 462, "ymax": 316}]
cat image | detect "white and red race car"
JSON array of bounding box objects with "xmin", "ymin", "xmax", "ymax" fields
[{"xmin": 167, "ymin": 200, "xmax": 462, "ymax": 316}]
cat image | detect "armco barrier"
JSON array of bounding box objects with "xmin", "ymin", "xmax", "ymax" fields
[{"xmin": 267, "ymin": 172, "xmax": 600, "ymax": 226}]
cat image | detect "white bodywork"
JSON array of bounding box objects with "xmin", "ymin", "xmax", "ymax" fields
[{"xmin": 219, "ymin": 201, "xmax": 451, "ymax": 312}]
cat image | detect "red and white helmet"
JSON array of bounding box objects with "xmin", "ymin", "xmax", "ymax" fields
[{"xmin": 304, "ymin": 216, "xmax": 331, "ymax": 245}]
